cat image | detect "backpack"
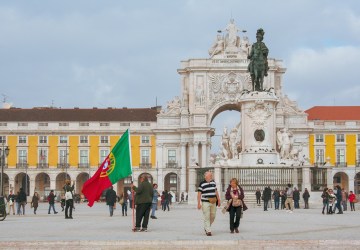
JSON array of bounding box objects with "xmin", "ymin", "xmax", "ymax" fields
[{"xmin": 47, "ymin": 195, "xmax": 51, "ymax": 202}]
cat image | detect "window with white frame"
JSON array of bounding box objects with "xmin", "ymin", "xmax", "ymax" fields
[
  {"xmin": 169, "ymin": 174, "xmax": 177, "ymax": 184},
  {"xmin": 168, "ymin": 149, "xmax": 176, "ymax": 163},
  {"xmin": 80, "ymin": 150, "xmax": 88, "ymax": 164},
  {"xmin": 80, "ymin": 136, "xmax": 88, "ymax": 143},
  {"xmin": 100, "ymin": 136, "xmax": 109, "ymax": 144},
  {"xmin": 336, "ymin": 148, "xmax": 345, "ymax": 163},
  {"xmin": 18, "ymin": 136, "xmax": 27, "ymax": 144},
  {"xmin": 141, "ymin": 135, "xmax": 150, "ymax": 144},
  {"xmin": 59, "ymin": 136, "xmax": 68, "ymax": 144},
  {"xmin": 100, "ymin": 149, "xmax": 109, "ymax": 163},
  {"xmin": 124, "ymin": 177, "xmax": 132, "ymax": 184},
  {"xmin": 315, "ymin": 134, "xmax": 324, "ymax": 143},
  {"xmin": 18, "ymin": 149, "xmax": 27, "ymax": 163},
  {"xmin": 315, "ymin": 149, "xmax": 324, "ymax": 163},
  {"xmin": 336, "ymin": 134, "xmax": 345, "ymax": 143},
  {"xmin": 39, "ymin": 148, "xmax": 48, "ymax": 163},
  {"xmin": 59, "ymin": 149, "xmax": 67, "ymax": 164},
  {"xmin": 39, "ymin": 136, "xmax": 47, "ymax": 144},
  {"xmin": 141, "ymin": 149, "xmax": 150, "ymax": 163},
  {"xmin": 0, "ymin": 136, "xmax": 6, "ymax": 144}
]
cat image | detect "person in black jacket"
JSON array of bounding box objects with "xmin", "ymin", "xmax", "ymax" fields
[
  {"xmin": 18, "ymin": 188, "xmax": 27, "ymax": 215},
  {"xmin": 255, "ymin": 188, "xmax": 261, "ymax": 206},
  {"xmin": 105, "ymin": 186, "xmax": 117, "ymax": 217},
  {"xmin": 262, "ymin": 186, "xmax": 271, "ymax": 211},
  {"xmin": 47, "ymin": 190, "xmax": 58, "ymax": 214},
  {"xmin": 293, "ymin": 187, "xmax": 300, "ymax": 209}
]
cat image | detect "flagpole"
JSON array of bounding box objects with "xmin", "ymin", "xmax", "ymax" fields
[{"xmin": 128, "ymin": 129, "xmax": 135, "ymax": 232}]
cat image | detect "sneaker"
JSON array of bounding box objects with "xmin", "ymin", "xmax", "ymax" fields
[
  {"xmin": 289, "ymin": 211, "xmax": 293, "ymax": 214},
  {"xmin": 235, "ymin": 228, "xmax": 239, "ymax": 233},
  {"xmin": 141, "ymin": 228, "xmax": 147, "ymax": 232}
]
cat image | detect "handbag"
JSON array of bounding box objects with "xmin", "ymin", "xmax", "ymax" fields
[
  {"xmin": 208, "ymin": 197, "xmax": 217, "ymax": 204},
  {"xmin": 119, "ymin": 198, "xmax": 124, "ymax": 205},
  {"xmin": 353, "ymin": 198, "xmax": 358, "ymax": 203},
  {"xmin": 232, "ymin": 198, "xmax": 242, "ymax": 207},
  {"xmin": 222, "ymin": 199, "xmax": 232, "ymax": 214},
  {"xmin": 65, "ymin": 191, "xmax": 72, "ymax": 200}
]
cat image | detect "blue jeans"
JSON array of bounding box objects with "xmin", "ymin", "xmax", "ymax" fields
[
  {"xmin": 108, "ymin": 205, "xmax": 114, "ymax": 216},
  {"xmin": 151, "ymin": 203, "xmax": 157, "ymax": 217},
  {"xmin": 274, "ymin": 199, "xmax": 280, "ymax": 209},
  {"xmin": 48, "ymin": 203, "xmax": 57, "ymax": 214},
  {"xmin": 122, "ymin": 203, "xmax": 127, "ymax": 215}
]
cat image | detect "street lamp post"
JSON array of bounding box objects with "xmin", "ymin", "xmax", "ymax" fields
[{"xmin": 0, "ymin": 143, "xmax": 10, "ymax": 197}]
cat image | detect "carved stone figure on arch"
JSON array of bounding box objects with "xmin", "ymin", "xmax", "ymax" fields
[
  {"xmin": 277, "ymin": 128, "xmax": 293, "ymax": 160},
  {"xmin": 209, "ymin": 34, "xmax": 225, "ymax": 58}
]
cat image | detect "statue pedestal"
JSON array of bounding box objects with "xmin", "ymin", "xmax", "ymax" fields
[{"xmin": 239, "ymin": 91, "xmax": 280, "ymax": 165}]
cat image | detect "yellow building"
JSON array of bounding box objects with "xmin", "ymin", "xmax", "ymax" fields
[
  {"xmin": 0, "ymin": 107, "xmax": 158, "ymax": 199},
  {"xmin": 306, "ymin": 106, "xmax": 360, "ymax": 193}
]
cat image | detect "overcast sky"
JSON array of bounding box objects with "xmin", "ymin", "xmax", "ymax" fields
[{"xmin": 1, "ymin": 1, "xmax": 360, "ymax": 152}]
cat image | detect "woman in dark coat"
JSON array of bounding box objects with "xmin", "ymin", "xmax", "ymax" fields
[
  {"xmin": 225, "ymin": 178, "xmax": 245, "ymax": 234},
  {"xmin": 31, "ymin": 192, "xmax": 40, "ymax": 215}
]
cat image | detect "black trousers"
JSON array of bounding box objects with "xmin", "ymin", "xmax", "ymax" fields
[
  {"xmin": 135, "ymin": 203, "xmax": 152, "ymax": 229},
  {"xmin": 65, "ymin": 199, "xmax": 73, "ymax": 218},
  {"xmin": 229, "ymin": 206, "xmax": 241, "ymax": 231}
]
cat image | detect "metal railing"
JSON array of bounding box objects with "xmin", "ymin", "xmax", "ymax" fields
[
  {"xmin": 57, "ymin": 163, "xmax": 70, "ymax": 168},
  {"xmin": 78, "ymin": 163, "xmax": 90, "ymax": 168},
  {"xmin": 313, "ymin": 162, "xmax": 326, "ymax": 167},
  {"xmin": 165, "ymin": 162, "xmax": 179, "ymax": 168},
  {"xmin": 139, "ymin": 163, "xmax": 152, "ymax": 169},
  {"xmin": 335, "ymin": 162, "xmax": 347, "ymax": 168},
  {"xmin": 37, "ymin": 163, "xmax": 49, "ymax": 168},
  {"xmin": 16, "ymin": 163, "xmax": 28, "ymax": 168}
]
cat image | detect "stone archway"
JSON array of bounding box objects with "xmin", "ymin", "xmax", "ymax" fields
[
  {"xmin": 0, "ymin": 173, "xmax": 9, "ymax": 195},
  {"xmin": 56, "ymin": 172, "xmax": 71, "ymax": 193},
  {"xmin": 76, "ymin": 172, "xmax": 89, "ymax": 195},
  {"xmin": 35, "ymin": 172, "xmax": 50, "ymax": 198},
  {"xmin": 333, "ymin": 172, "xmax": 349, "ymax": 190},
  {"xmin": 355, "ymin": 172, "xmax": 360, "ymax": 195},
  {"xmin": 14, "ymin": 172, "xmax": 30, "ymax": 196},
  {"xmin": 164, "ymin": 172, "xmax": 178, "ymax": 195},
  {"xmin": 139, "ymin": 173, "xmax": 153, "ymax": 184}
]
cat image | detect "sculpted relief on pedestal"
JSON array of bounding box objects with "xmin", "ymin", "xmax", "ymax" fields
[{"xmin": 245, "ymin": 100, "xmax": 272, "ymax": 129}]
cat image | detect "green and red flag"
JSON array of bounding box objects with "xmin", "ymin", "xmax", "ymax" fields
[{"xmin": 82, "ymin": 129, "xmax": 132, "ymax": 207}]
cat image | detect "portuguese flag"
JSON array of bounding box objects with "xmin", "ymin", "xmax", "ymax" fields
[{"xmin": 82, "ymin": 129, "xmax": 132, "ymax": 207}]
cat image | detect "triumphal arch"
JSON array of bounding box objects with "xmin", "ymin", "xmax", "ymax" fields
[{"xmin": 156, "ymin": 20, "xmax": 323, "ymax": 202}]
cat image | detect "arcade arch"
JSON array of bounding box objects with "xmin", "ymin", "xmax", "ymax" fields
[
  {"xmin": 333, "ymin": 172, "xmax": 349, "ymax": 190},
  {"xmin": 14, "ymin": 172, "xmax": 30, "ymax": 196},
  {"xmin": 35, "ymin": 172, "xmax": 50, "ymax": 197},
  {"xmin": 76, "ymin": 172, "xmax": 89, "ymax": 194},
  {"xmin": 56, "ymin": 172, "xmax": 71, "ymax": 192},
  {"xmin": 164, "ymin": 172, "xmax": 178, "ymax": 195},
  {"xmin": 0, "ymin": 173, "xmax": 9, "ymax": 195}
]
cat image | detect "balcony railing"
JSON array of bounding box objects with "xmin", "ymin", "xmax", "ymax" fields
[
  {"xmin": 16, "ymin": 163, "xmax": 28, "ymax": 168},
  {"xmin": 166, "ymin": 162, "xmax": 179, "ymax": 168},
  {"xmin": 335, "ymin": 162, "xmax": 347, "ymax": 168},
  {"xmin": 139, "ymin": 163, "xmax": 152, "ymax": 169},
  {"xmin": 57, "ymin": 163, "xmax": 70, "ymax": 169},
  {"xmin": 37, "ymin": 163, "xmax": 49, "ymax": 168},
  {"xmin": 313, "ymin": 162, "xmax": 326, "ymax": 167},
  {"xmin": 78, "ymin": 163, "xmax": 90, "ymax": 168}
]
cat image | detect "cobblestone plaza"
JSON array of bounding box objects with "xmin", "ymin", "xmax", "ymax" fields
[{"xmin": 1, "ymin": 202, "xmax": 360, "ymax": 249}]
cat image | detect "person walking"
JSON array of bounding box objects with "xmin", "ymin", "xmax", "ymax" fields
[
  {"xmin": 262, "ymin": 186, "xmax": 271, "ymax": 211},
  {"xmin": 105, "ymin": 186, "xmax": 117, "ymax": 217},
  {"xmin": 348, "ymin": 191, "xmax": 356, "ymax": 211},
  {"xmin": 273, "ymin": 188, "xmax": 280, "ymax": 210},
  {"xmin": 197, "ymin": 171, "xmax": 221, "ymax": 236},
  {"xmin": 15, "ymin": 191, "xmax": 21, "ymax": 215},
  {"xmin": 47, "ymin": 190, "xmax": 58, "ymax": 214},
  {"xmin": 119, "ymin": 192, "xmax": 128, "ymax": 216},
  {"xmin": 225, "ymin": 178, "xmax": 245, "ymax": 234},
  {"xmin": 63, "ymin": 180, "xmax": 75, "ymax": 219},
  {"xmin": 321, "ymin": 188, "xmax": 329, "ymax": 214},
  {"xmin": 151, "ymin": 183, "xmax": 159, "ymax": 219},
  {"xmin": 328, "ymin": 189, "xmax": 336, "ymax": 214},
  {"xmin": 131, "ymin": 175, "xmax": 153, "ymax": 232},
  {"xmin": 31, "ymin": 192, "xmax": 40, "ymax": 215},
  {"xmin": 293, "ymin": 187, "xmax": 300, "ymax": 209},
  {"xmin": 18, "ymin": 188, "xmax": 27, "ymax": 215},
  {"xmin": 341, "ymin": 189, "xmax": 348, "ymax": 212},
  {"xmin": 255, "ymin": 188, "xmax": 261, "ymax": 206},
  {"xmin": 284, "ymin": 184, "xmax": 294, "ymax": 213},
  {"xmin": 168, "ymin": 192, "xmax": 173, "ymax": 207},
  {"xmin": 302, "ymin": 188, "xmax": 310, "ymax": 209},
  {"xmin": 334, "ymin": 185, "xmax": 343, "ymax": 214},
  {"xmin": 7, "ymin": 190, "xmax": 15, "ymax": 215},
  {"xmin": 128, "ymin": 190, "xmax": 133, "ymax": 209},
  {"xmin": 280, "ymin": 190, "xmax": 287, "ymax": 210},
  {"xmin": 163, "ymin": 191, "xmax": 170, "ymax": 211}
]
